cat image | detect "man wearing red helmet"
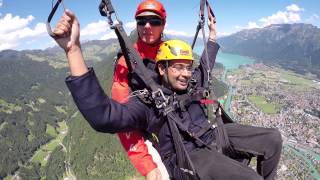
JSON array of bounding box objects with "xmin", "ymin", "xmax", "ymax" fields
[{"xmin": 111, "ymin": 0, "xmax": 169, "ymax": 179}]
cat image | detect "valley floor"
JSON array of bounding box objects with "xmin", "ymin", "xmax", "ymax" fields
[{"xmin": 225, "ymin": 63, "xmax": 320, "ymax": 179}]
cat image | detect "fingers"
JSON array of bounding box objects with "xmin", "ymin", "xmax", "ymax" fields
[
  {"xmin": 145, "ymin": 168, "xmax": 162, "ymax": 180},
  {"xmin": 208, "ymin": 16, "xmax": 217, "ymax": 40},
  {"xmin": 209, "ymin": 16, "xmax": 216, "ymax": 24},
  {"xmin": 53, "ymin": 10, "xmax": 73, "ymax": 38}
]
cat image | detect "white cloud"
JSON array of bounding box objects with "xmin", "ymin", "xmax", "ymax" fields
[
  {"xmin": 164, "ymin": 29, "xmax": 193, "ymax": 37},
  {"xmin": 217, "ymin": 32, "xmax": 231, "ymax": 38},
  {"xmin": 236, "ymin": 21, "xmax": 261, "ymax": 30},
  {"xmin": 81, "ymin": 20, "xmax": 109, "ymax": 36},
  {"xmin": 19, "ymin": 23, "xmax": 47, "ymax": 38},
  {"xmin": 125, "ymin": 21, "xmax": 136, "ymax": 29},
  {"xmin": 306, "ymin": 14, "xmax": 319, "ymax": 23},
  {"xmin": 286, "ymin": 4, "xmax": 304, "ymax": 12},
  {"xmin": 0, "ymin": 14, "xmax": 34, "ymax": 33},
  {"xmin": 259, "ymin": 10, "xmax": 301, "ymax": 27},
  {"xmin": 233, "ymin": 4, "xmax": 304, "ymax": 33},
  {"xmin": 0, "ymin": 13, "xmax": 48, "ymax": 51},
  {"xmin": 258, "ymin": 4, "xmax": 303, "ymax": 27},
  {"xmin": 0, "ymin": 42, "xmax": 18, "ymax": 50},
  {"xmin": 100, "ymin": 31, "xmax": 117, "ymax": 40},
  {"xmin": 247, "ymin": 22, "xmax": 260, "ymax": 29}
]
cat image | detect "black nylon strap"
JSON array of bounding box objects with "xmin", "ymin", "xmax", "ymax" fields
[
  {"xmin": 200, "ymin": 0, "xmax": 206, "ymax": 17},
  {"xmin": 167, "ymin": 113, "xmax": 199, "ymax": 180},
  {"xmin": 46, "ymin": 0, "xmax": 63, "ymax": 37},
  {"xmin": 191, "ymin": 0, "xmax": 215, "ymax": 49},
  {"xmin": 99, "ymin": 0, "xmax": 114, "ymax": 15},
  {"xmin": 99, "ymin": 0, "xmax": 166, "ymax": 109},
  {"xmin": 167, "ymin": 111, "xmax": 211, "ymax": 149},
  {"xmin": 215, "ymin": 106, "xmax": 232, "ymax": 154},
  {"xmin": 191, "ymin": 23, "xmax": 202, "ymax": 49},
  {"xmin": 112, "ymin": 25, "xmax": 160, "ymax": 93}
]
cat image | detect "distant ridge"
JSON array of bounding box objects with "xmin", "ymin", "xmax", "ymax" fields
[{"xmin": 218, "ymin": 23, "xmax": 320, "ymax": 77}]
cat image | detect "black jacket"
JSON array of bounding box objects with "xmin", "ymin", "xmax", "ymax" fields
[{"xmin": 66, "ymin": 41, "xmax": 220, "ymax": 176}]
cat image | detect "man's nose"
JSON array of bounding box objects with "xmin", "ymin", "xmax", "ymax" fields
[
  {"xmin": 144, "ymin": 22, "xmax": 152, "ymax": 28},
  {"xmin": 181, "ymin": 69, "xmax": 192, "ymax": 77}
]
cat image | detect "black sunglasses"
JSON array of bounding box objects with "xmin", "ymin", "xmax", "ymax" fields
[{"xmin": 136, "ymin": 18, "xmax": 163, "ymax": 26}]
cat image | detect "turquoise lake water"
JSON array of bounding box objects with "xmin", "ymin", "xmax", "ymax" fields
[
  {"xmin": 216, "ymin": 52, "xmax": 255, "ymax": 70},
  {"xmin": 193, "ymin": 46, "xmax": 255, "ymax": 70}
]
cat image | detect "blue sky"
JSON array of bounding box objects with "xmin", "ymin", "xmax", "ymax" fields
[{"xmin": 0, "ymin": 0, "xmax": 319, "ymax": 51}]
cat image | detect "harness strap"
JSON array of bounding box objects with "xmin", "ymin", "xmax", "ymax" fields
[
  {"xmin": 167, "ymin": 112, "xmax": 200, "ymax": 180},
  {"xmin": 100, "ymin": 1, "xmax": 162, "ymax": 94},
  {"xmin": 112, "ymin": 24, "xmax": 159, "ymax": 90},
  {"xmin": 193, "ymin": 121, "xmax": 215, "ymax": 138},
  {"xmin": 46, "ymin": 0, "xmax": 66, "ymax": 38},
  {"xmin": 168, "ymin": 112, "xmax": 211, "ymax": 149},
  {"xmin": 191, "ymin": 0, "xmax": 215, "ymax": 49},
  {"xmin": 192, "ymin": 0, "xmax": 233, "ymax": 154},
  {"xmin": 215, "ymin": 106, "xmax": 234, "ymax": 154}
]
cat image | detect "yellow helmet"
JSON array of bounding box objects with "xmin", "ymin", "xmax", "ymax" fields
[{"xmin": 155, "ymin": 39, "xmax": 194, "ymax": 63}]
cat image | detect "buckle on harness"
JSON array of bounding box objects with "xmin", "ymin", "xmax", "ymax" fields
[
  {"xmin": 152, "ymin": 88, "xmax": 169, "ymax": 109},
  {"xmin": 203, "ymin": 89, "xmax": 210, "ymax": 98}
]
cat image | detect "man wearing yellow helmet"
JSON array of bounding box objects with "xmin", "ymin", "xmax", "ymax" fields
[
  {"xmin": 55, "ymin": 9, "xmax": 282, "ymax": 179},
  {"xmin": 156, "ymin": 39, "xmax": 194, "ymax": 91}
]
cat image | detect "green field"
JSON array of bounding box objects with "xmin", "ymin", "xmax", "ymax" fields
[
  {"xmin": 248, "ymin": 95, "xmax": 281, "ymax": 114},
  {"xmin": 281, "ymin": 73, "xmax": 314, "ymax": 87},
  {"xmin": 32, "ymin": 121, "xmax": 68, "ymax": 167},
  {"xmin": 0, "ymin": 98, "xmax": 22, "ymax": 114},
  {"xmin": 240, "ymin": 80, "xmax": 252, "ymax": 86},
  {"xmin": 46, "ymin": 124, "xmax": 58, "ymax": 137},
  {"xmin": 55, "ymin": 105, "xmax": 67, "ymax": 115},
  {"xmin": 28, "ymin": 131, "xmax": 35, "ymax": 142},
  {"xmin": 32, "ymin": 149, "xmax": 48, "ymax": 166},
  {"xmin": 0, "ymin": 122, "xmax": 8, "ymax": 131},
  {"xmin": 4, "ymin": 175, "xmax": 12, "ymax": 180}
]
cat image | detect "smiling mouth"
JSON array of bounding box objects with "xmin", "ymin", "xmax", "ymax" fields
[{"xmin": 178, "ymin": 80, "xmax": 188, "ymax": 86}]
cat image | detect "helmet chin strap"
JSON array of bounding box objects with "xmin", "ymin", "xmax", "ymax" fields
[{"xmin": 160, "ymin": 61, "xmax": 171, "ymax": 90}]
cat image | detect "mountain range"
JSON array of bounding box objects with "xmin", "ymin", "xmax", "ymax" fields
[{"xmin": 218, "ymin": 23, "xmax": 320, "ymax": 77}]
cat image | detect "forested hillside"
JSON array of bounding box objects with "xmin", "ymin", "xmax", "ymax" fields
[
  {"xmin": 0, "ymin": 50, "xmax": 71, "ymax": 178},
  {"xmin": 0, "ymin": 39, "xmax": 141, "ymax": 179}
]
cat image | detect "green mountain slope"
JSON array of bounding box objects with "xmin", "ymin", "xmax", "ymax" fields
[
  {"xmin": 0, "ymin": 50, "xmax": 71, "ymax": 178},
  {"xmin": 0, "ymin": 39, "xmax": 141, "ymax": 179}
]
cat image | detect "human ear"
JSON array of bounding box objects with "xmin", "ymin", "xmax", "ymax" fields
[{"xmin": 158, "ymin": 64, "xmax": 165, "ymax": 76}]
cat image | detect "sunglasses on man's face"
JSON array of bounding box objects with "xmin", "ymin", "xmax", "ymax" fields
[{"xmin": 136, "ymin": 18, "xmax": 163, "ymax": 26}]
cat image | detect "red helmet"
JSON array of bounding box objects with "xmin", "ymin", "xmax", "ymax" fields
[{"xmin": 135, "ymin": 0, "xmax": 166, "ymax": 23}]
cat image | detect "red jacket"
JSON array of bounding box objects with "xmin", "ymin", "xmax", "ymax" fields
[{"xmin": 111, "ymin": 38, "xmax": 162, "ymax": 176}]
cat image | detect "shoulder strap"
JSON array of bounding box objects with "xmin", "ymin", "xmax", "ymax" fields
[{"xmin": 99, "ymin": 1, "xmax": 160, "ymax": 93}]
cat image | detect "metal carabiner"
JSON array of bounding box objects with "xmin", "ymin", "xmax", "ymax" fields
[
  {"xmin": 99, "ymin": 0, "xmax": 122, "ymax": 28},
  {"xmin": 46, "ymin": 0, "xmax": 66, "ymax": 37}
]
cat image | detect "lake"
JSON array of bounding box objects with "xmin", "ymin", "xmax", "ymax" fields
[{"xmin": 194, "ymin": 46, "xmax": 256, "ymax": 70}]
